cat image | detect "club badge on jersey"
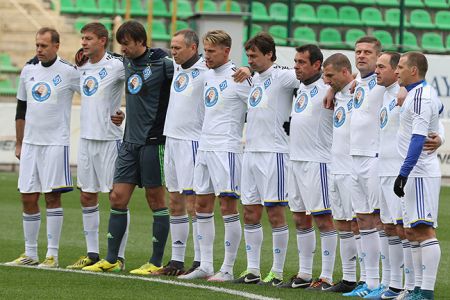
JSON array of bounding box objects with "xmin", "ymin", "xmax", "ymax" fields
[
  {"xmin": 31, "ymin": 82, "xmax": 51, "ymax": 102},
  {"xmin": 249, "ymin": 87, "xmax": 263, "ymax": 107},
  {"xmin": 173, "ymin": 73, "xmax": 189, "ymax": 92},
  {"xmin": 353, "ymin": 86, "xmax": 365, "ymax": 109},
  {"xmin": 334, "ymin": 107, "xmax": 346, "ymax": 128},
  {"xmin": 380, "ymin": 107, "xmax": 388, "ymax": 129},
  {"xmin": 294, "ymin": 93, "xmax": 308, "ymax": 113},
  {"xmin": 82, "ymin": 76, "xmax": 99, "ymax": 96}
]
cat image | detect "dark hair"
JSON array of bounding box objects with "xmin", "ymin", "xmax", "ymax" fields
[
  {"xmin": 36, "ymin": 27, "xmax": 60, "ymax": 44},
  {"xmin": 381, "ymin": 51, "xmax": 400, "ymax": 69},
  {"xmin": 244, "ymin": 32, "xmax": 276, "ymax": 62},
  {"xmin": 402, "ymin": 51, "xmax": 428, "ymax": 78},
  {"xmin": 81, "ymin": 22, "xmax": 109, "ymax": 48},
  {"xmin": 116, "ymin": 20, "xmax": 147, "ymax": 47},
  {"xmin": 323, "ymin": 53, "xmax": 352, "ymax": 73},
  {"xmin": 355, "ymin": 36, "xmax": 382, "ymax": 53},
  {"xmin": 174, "ymin": 29, "xmax": 199, "ymax": 48},
  {"xmin": 295, "ymin": 44, "xmax": 323, "ymax": 67}
]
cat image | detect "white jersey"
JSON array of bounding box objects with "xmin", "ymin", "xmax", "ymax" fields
[
  {"xmin": 245, "ymin": 65, "xmax": 298, "ymax": 153},
  {"xmin": 17, "ymin": 56, "xmax": 79, "ymax": 146},
  {"xmin": 350, "ymin": 73, "xmax": 385, "ymax": 157},
  {"xmin": 290, "ymin": 78, "xmax": 333, "ymax": 162},
  {"xmin": 78, "ymin": 52, "xmax": 125, "ymax": 140},
  {"xmin": 198, "ymin": 61, "xmax": 252, "ymax": 153},
  {"xmin": 378, "ymin": 82, "xmax": 402, "ymax": 176},
  {"xmin": 331, "ymin": 81, "xmax": 354, "ymax": 174},
  {"xmin": 164, "ymin": 56, "xmax": 208, "ymax": 141},
  {"xmin": 398, "ymin": 81, "xmax": 442, "ymax": 177}
]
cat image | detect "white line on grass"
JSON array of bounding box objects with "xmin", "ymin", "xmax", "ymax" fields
[{"xmin": 0, "ymin": 264, "xmax": 280, "ymax": 300}]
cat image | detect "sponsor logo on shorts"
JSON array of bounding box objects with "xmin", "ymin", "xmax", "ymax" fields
[
  {"xmin": 31, "ymin": 82, "xmax": 51, "ymax": 102},
  {"xmin": 127, "ymin": 74, "xmax": 142, "ymax": 94},
  {"xmin": 83, "ymin": 76, "xmax": 99, "ymax": 96}
]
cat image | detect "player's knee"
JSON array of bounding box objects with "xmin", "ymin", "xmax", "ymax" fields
[
  {"xmin": 219, "ymin": 197, "xmax": 238, "ymax": 215},
  {"xmin": 169, "ymin": 193, "xmax": 186, "ymax": 215},
  {"xmin": 80, "ymin": 192, "xmax": 98, "ymax": 207},
  {"xmin": 293, "ymin": 212, "xmax": 313, "ymax": 229},
  {"xmin": 195, "ymin": 198, "xmax": 212, "ymax": 213},
  {"xmin": 314, "ymin": 213, "xmax": 335, "ymax": 232},
  {"xmin": 110, "ymin": 190, "xmax": 126, "ymax": 209},
  {"xmin": 44, "ymin": 192, "xmax": 61, "ymax": 209},
  {"xmin": 243, "ymin": 205, "xmax": 262, "ymax": 224}
]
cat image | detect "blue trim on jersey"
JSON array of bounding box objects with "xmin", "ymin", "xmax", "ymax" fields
[
  {"xmin": 400, "ymin": 134, "xmax": 426, "ymax": 177},
  {"xmin": 439, "ymin": 104, "xmax": 444, "ymax": 115},
  {"xmin": 264, "ymin": 201, "xmax": 289, "ymax": 207},
  {"xmin": 320, "ymin": 163, "xmax": 330, "ymax": 209},
  {"xmin": 406, "ymin": 80, "xmax": 425, "ymax": 92},
  {"xmin": 413, "ymin": 87, "xmax": 423, "ymax": 114}
]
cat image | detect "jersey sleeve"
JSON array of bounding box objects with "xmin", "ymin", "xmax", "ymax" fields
[
  {"xmin": 279, "ymin": 69, "xmax": 299, "ymax": 89},
  {"xmin": 235, "ymin": 80, "xmax": 252, "ymax": 104},
  {"xmin": 16, "ymin": 67, "xmax": 28, "ymax": 101},
  {"xmin": 164, "ymin": 57, "xmax": 174, "ymax": 81},
  {"xmin": 411, "ymin": 97, "xmax": 432, "ymax": 137},
  {"xmin": 70, "ymin": 67, "xmax": 81, "ymax": 94}
]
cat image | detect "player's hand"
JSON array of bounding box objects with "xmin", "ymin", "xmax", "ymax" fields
[
  {"xmin": 349, "ymin": 80, "xmax": 357, "ymax": 94},
  {"xmin": 396, "ymin": 87, "xmax": 407, "ymax": 107},
  {"xmin": 111, "ymin": 110, "xmax": 125, "ymax": 126},
  {"xmin": 283, "ymin": 117, "xmax": 291, "ymax": 136},
  {"xmin": 393, "ymin": 175, "xmax": 407, "ymax": 198},
  {"xmin": 423, "ymin": 132, "xmax": 442, "ymax": 154},
  {"xmin": 232, "ymin": 67, "xmax": 251, "ymax": 83},
  {"xmin": 75, "ymin": 48, "xmax": 88, "ymax": 67},
  {"xmin": 323, "ymin": 88, "xmax": 335, "ymax": 110},
  {"xmin": 15, "ymin": 143, "xmax": 21, "ymax": 160}
]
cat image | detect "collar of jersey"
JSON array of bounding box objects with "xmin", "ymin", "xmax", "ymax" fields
[
  {"xmin": 405, "ymin": 80, "xmax": 425, "ymax": 92},
  {"xmin": 361, "ymin": 71, "xmax": 375, "ymax": 79},
  {"xmin": 41, "ymin": 56, "xmax": 58, "ymax": 68},
  {"xmin": 303, "ymin": 71, "xmax": 322, "ymax": 86},
  {"xmin": 213, "ymin": 60, "xmax": 233, "ymax": 73},
  {"xmin": 386, "ymin": 81, "xmax": 400, "ymax": 94}
]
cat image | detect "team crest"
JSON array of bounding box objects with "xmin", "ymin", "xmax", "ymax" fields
[
  {"xmin": 369, "ymin": 78, "xmax": 376, "ymax": 90},
  {"xmin": 174, "ymin": 73, "xmax": 189, "ymax": 92},
  {"xmin": 334, "ymin": 107, "xmax": 346, "ymax": 128},
  {"xmin": 83, "ymin": 76, "xmax": 99, "ymax": 96},
  {"xmin": 31, "ymin": 82, "xmax": 51, "ymax": 102},
  {"xmin": 204, "ymin": 87, "xmax": 219, "ymax": 107},
  {"xmin": 264, "ymin": 78, "xmax": 271, "ymax": 89},
  {"xmin": 127, "ymin": 74, "xmax": 142, "ymax": 94},
  {"xmin": 219, "ymin": 80, "xmax": 227, "ymax": 91},
  {"xmin": 191, "ymin": 68, "xmax": 200, "ymax": 78},
  {"xmin": 52, "ymin": 75, "xmax": 61, "ymax": 86},
  {"xmin": 294, "ymin": 93, "xmax": 308, "ymax": 113},
  {"xmin": 389, "ymin": 99, "xmax": 396, "ymax": 111},
  {"xmin": 353, "ymin": 87, "xmax": 365, "ymax": 109},
  {"xmin": 380, "ymin": 107, "xmax": 388, "ymax": 129},
  {"xmin": 347, "ymin": 99, "xmax": 353, "ymax": 111},
  {"xmin": 249, "ymin": 87, "xmax": 263, "ymax": 107},
  {"xmin": 143, "ymin": 66, "xmax": 152, "ymax": 80},
  {"xmin": 99, "ymin": 68, "xmax": 108, "ymax": 79},
  {"xmin": 310, "ymin": 86, "xmax": 318, "ymax": 97}
]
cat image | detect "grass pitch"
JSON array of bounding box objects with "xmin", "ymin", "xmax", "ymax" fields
[{"xmin": 0, "ymin": 172, "xmax": 449, "ymax": 299}]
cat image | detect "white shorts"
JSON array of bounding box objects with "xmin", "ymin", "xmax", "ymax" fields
[
  {"xmin": 164, "ymin": 137, "xmax": 198, "ymax": 195},
  {"xmin": 351, "ymin": 156, "xmax": 380, "ymax": 214},
  {"xmin": 288, "ymin": 161, "xmax": 331, "ymax": 214},
  {"xmin": 401, "ymin": 177, "xmax": 440, "ymax": 229},
  {"xmin": 193, "ymin": 150, "xmax": 241, "ymax": 197},
  {"xmin": 77, "ymin": 139, "xmax": 120, "ymax": 193},
  {"xmin": 18, "ymin": 143, "xmax": 73, "ymax": 193},
  {"xmin": 379, "ymin": 176, "xmax": 403, "ymax": 225},
  {"xmin": 329, "ymin": 173, "xmax": 354, "ymax": 221},
  {"xmin": 241, "ymin": 152, "xmax": 288, "ymax": 207}
]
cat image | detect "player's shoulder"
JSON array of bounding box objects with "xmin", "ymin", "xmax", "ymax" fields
[
  {"xmin": 58, "ymin": 57, "xmax": 76, "ymax": 68},
  {"xmin": 150, "ymin": 48, "xmax": 170, "ymax": 61},
  {"xmin": 230, "ymin": 65, "xmax": 252, "ymax": 87},
  {"xmin": 106, "ymin": 51, "xmax": 124, "ymax": 62}
]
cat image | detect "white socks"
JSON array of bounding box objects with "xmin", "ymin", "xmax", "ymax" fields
[
  {"xmin": 402, "ymin": 239, "xmax": 416, "ymax": 290},
  {"xmin": 320, "ymin": 230, "xmax": 337, "ymax": 283},
  {"xmin": 192, "ymin": 217, "xmax": 201, "ymax": 262},
  {"xmin": 355, "ymin": 234, "xmax": 366, "ymax": 282},
  {"xmin": 220, "ymin": 214, "xmax": 241, "ymax": 274},
  {"xmin": 379, "ymin": 230, "xmax": 391, "ymax": 287},
  {"xmin": 46, "ymin": 208, "xmax": 63, "ymax": 259},
  {"xmin": 411, "ymin": 241, "xmax": 423, "ymax": 288},
  {"xmin": 196, "ymin": 212, "xmax": 215, "ymax": 273},
  {"xmin": 170, "ymin": 214, "xmax": 190, "ymax": 262},
  {"xmin": 271, "ymin": 225, "xmax": 289, "ymax": 277},
  {"xmin": 23, "ymin": 212, "xmax": 41, "ymax": 260},
  {"xmin": 420, "ymin": 238, "xmax": 440, "ymax": 291},
  {"xmin": 82, "ymin": 205, "xmax": 100, "ymax": 255},
  {"xmin": 388, "ymin": 236, "xmax": 403, "ymax": 290},
  {"xmin": 360, "ymin": 229, "xmax": 380, "ymax": 289},
  {"xmin": 244, "ymin": 223, "xmax": 263, "ymax": 275},
  {"xmin": 339, "ymin": 231, "xmax": 357, "ymax": 283},
  {"xmin": 296, "ymin": 227, "xmax": 315, "ymax": 280}
]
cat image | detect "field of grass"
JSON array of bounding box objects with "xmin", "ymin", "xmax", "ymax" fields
[{"xmin": 0, "ymin": 172, "xmax": 449, "ymax": 299}]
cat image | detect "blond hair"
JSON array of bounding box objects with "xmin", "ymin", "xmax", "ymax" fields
[{"xmin": 203, "ymin": 30, "xmax": 232, "ymax": 48}]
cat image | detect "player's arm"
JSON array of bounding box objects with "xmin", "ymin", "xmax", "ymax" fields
[
  {"xmin": 15, "ymin": 99, "xmax": 26, "ymax": 159},
  {"xmin": 394, "ymin": 98, "xmax": 432, "ymax": 197},
  {"xmin": 323, "ymin": 87, "xmax": 335, "ymax": 110}
]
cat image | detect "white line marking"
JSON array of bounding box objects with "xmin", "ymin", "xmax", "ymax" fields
[{"xmin": 0, "ymin": 264, "xmax": 279, "ymax": 300}]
